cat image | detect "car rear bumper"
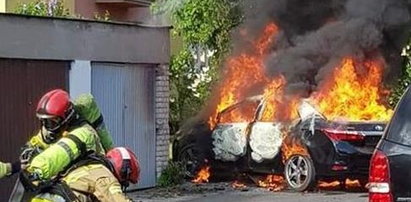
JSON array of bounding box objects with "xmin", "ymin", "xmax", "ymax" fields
[{"xmin": 316, "ymin": 151, "xmax": 372, "ymax": 179}]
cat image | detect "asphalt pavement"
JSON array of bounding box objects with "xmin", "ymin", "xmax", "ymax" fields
[
  {"xmin": 179, "ymin": 191, "xmax": 367, "ymax": 202},
  {"xmin": 130, "ymin": 182, "xmax": 368, "ymax": 202}
]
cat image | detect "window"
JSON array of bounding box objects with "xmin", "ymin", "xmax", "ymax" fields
[
  {"xmin": 385, "ymin": 87, "xmax": 411, "ymax": 145},
  {"xmin": 218, "ymin": 100, "xmax": 260, "ymax": 123}
]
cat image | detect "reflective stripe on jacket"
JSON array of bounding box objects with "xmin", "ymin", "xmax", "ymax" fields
[{"xmin": 27, "ymin": 123, "xmax": 104, "ymax": 180}]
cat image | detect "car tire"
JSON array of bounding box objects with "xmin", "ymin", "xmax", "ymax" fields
[
  {"xmin": 178, "ymin": 143, "xmax": 203, "ymax": 179},
  {"xmin": 284, "ymin": 154, "xmax": 316, "ymax": 192}
]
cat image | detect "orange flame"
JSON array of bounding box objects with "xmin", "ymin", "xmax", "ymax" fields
[
  {"xmin": 255, "ymin": 23, "xmax": 278, "ymax": 55},
  {"xmin": 192, "ymin": 166, "xmax": 211, "ymax": 184},
  {"xmin": 318, "ymin": 180, "xmax": 340, "ymax": 189},
  {"xmin": 218, "ymin": 98, "xmax": 260, "ymax": 124},
  {"xmin": 208, "ymin": 23, "xmax": 279, "ymax": 128},
  {"xmin": 312, "ymin": 58, "xmax": 393, "ymax": 121},
  {"xmin": 318, "ymin": 178, "xmax": 363, "ymax": 190},
  {"xmin": 346, "ymin": 178, "xmax": 362, "ymax": 188},
  {"xmin": 281, "ymin": 139, "xmax": 309, "ymax": 163},
  {"xmin": 257, "ymin": 175, "xmax": 285, "ymax": 191},
  {"xmin": 261, "ymin": 76, "xmax": 285, "ymax": 121}
]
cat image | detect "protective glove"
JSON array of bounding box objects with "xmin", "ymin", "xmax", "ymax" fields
[
  {"xmin": 0, "ymin": 161, "xmax": 12, "ymax": 179},
  {"xmin": 20, "ymin": 147, "xmax": 35, "ymax": 167},
  {"xmin": 20, "ymin": 146, "xmax": 42, "ymax": 170}
]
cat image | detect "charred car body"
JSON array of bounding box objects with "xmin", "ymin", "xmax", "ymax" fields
[{"xmin": 172, "ymin": 96, "xmax": 386, "ymax": 191}]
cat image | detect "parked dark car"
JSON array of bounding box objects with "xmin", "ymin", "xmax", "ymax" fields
[
  {"xmin": 173, "ymin": 96, "xmax": 387, "ymax": 191},
  {"xmin": 368, "ymin": 87, "xmax": 411, "ymax": 202}
]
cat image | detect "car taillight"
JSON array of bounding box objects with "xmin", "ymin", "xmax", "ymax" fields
[
  {"xmin": 323, "ymin": 129, "xmax": 364, "ymax": 141},
  {"xmin": 368, "ymin": 150, "xmax": 392, "ymax": 202}
]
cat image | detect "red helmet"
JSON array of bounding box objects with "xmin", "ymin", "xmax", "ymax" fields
[
  {"xmin": 106, "ymin": 147, "xmax": 140, "ymax": 186},
  {"xmin": 36, "ymin": 89, "xmax": 75, "ymax": 142}
]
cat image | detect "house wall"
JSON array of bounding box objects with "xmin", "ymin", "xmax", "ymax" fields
[
  {"xmin": 75, "ymin": 0, "xmax": 150, "ymax": 22},
  {"xmin": 4, "ymin": 0, "xmax": 148, "ymax": 22},
  {"xmin": 155, "ymin": 64, "xmax": 170, "ymax": 178}
]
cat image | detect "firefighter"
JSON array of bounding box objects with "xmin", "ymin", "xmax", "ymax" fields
[
  {"xmin": 63, "ymin": 147, "xmax": 140, "ymax": 201},
  {"xmin": 0, "ymin": 89, "xmax": 134, "ymax": 202}
]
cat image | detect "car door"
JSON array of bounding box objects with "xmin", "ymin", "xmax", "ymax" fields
[
  {"xmin": 248, "ymin": 99, "xmax": 283, "ymax": 163},
  {"xmin": 212, "ymin": 98, "xmax": 261, "ymax": 162}
]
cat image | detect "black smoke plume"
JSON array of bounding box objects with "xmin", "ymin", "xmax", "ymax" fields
[{"xmin": 237, "ymin": 0, "xmax": 411, "ymax": 96}]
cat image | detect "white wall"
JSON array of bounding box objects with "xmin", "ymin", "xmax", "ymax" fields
[
  {"xmin": 70, "ymin": 60, "xmax": 91, "ymax": 99},
  {"xmin": 0, "ymin": 0, "xmax": 5, "ymax": 13}
]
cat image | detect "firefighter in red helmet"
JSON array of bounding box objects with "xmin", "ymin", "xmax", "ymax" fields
[
  {"xmin": 65, "ymin": 147, "xmax": 141, "ymax": 201},
  {"xmin": 106, "ymin": 147, "xmax": 141, "ymax": 189},
  {"xmin": 0, "ymin": 89, "xmax": 135, "ymax": 201}
]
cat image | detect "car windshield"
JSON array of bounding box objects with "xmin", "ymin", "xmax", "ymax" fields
[{"xmin": 385, "ymin": 87, "xmax": 411, "ymax": 145}]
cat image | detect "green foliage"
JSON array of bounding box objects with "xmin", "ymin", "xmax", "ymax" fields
[
  {"xmin": 157, "ymin": 161, "xmax": 185, "ymax": 187},
  {"xmin": 157, "ymin": 0, "xmax": 243, "ymax": 133},
  {"xmin": 389, "ymin": 39, "xmax": 411, "ymax": 107},
  {"xmin": 151, "ymin": 0, "xmax": 184, "ymax": 15},
  {"xmin": 172, "ymin": 0, "xmax": 242, "ymax": 57},
  {"xmin": 14, "ymin": 0, "xmax": 69, "ymax": 17},
  {"xmin": 170, "ymin": 51, "xmax": 195, "ymax": 134},
  {"xmin": 169, "ymin": 50, "xmax": 217, "ymax": 134}
]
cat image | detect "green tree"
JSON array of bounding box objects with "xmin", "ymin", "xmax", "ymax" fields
[
  {"xmin": 172, "ymin": 0, "xmax": 242, "ymax": 59},
  {"xmin": 153, "ymin": 0, "xmax": 243, "ymax": 134},
  {"xmin": 389, "ymin": 38, "xmax": 411, "ymax": 107}
]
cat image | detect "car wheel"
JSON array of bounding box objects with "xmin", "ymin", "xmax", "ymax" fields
[
  {"xmin": 284, "ymin": 154, "xmax": 316, "ymax": 191},
  {"xmin": 178, "ymin": 144, "xmax": 202, "ymax": 178}
]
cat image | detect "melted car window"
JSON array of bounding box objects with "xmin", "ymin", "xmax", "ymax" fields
[
  {"xmin": 385, "ymin": 87, "xmax": 411, "ymax": 145},
  {"xmin": 218, "ymin": 101, "xmax": 259, "ymax": 123}
]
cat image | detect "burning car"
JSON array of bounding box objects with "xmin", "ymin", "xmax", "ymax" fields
[
  {"xmin": 171, "ymin": 18, "xmax": 394, "ymax": 191},
  {"xmin": 172, "ymin": 96, "xmax": 387, "ymax": 191}
]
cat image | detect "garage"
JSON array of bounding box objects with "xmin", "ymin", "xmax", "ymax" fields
[
  {"xmin": 91, "ymin": 63, "xmax": 156, "ymax": 189},
  {"xmin": 0, "ymin": 59, "xmax": 69, "ymax": 197},
  {"xmin": 0, "ymin": 14, "xmax": 170, "ymax": 199}
]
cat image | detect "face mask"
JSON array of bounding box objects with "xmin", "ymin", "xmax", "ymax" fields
[
  {"xmin": 40, "ymin": 126, "xmax": 61, "ymax": 144},
  {"xmin": 40, "ymin": 117, "xmax": 62, "ymax": 132}
]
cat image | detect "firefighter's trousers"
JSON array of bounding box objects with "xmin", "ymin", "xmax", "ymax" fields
[{"xmin": 62, "ymin": 164, "xmax": 132, "ymax": 202}]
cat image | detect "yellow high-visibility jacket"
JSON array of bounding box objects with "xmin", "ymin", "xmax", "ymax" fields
[{"xmin": 26, "ymin": 123, "xmax": 104, "ymax": 180}]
